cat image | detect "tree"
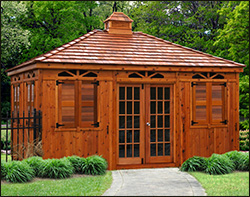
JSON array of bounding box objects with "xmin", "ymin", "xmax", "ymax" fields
[{"xmin": 1, "ymin": 1, "xmax": 31, "ymax": 117}]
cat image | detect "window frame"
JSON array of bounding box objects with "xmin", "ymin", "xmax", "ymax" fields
[
  {"xmin": 191, "ymin": 81, "xmax": 227, "ymax": 127},
  {"xmin": 56, "ymin": 79, "xmax": 100, "ymax": 130}
]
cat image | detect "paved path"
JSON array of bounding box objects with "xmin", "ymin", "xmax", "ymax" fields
[{"xmin": 102, "ymin": 168, "xmax": 206, "ymax": 196}]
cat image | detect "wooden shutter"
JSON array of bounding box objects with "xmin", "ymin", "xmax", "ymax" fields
[
  {"xmin": 58, "ymin": 81, "xmax": 76, "ymax": 128},
  {"xmin": 192, "ymin": 83, "xmax": 208, "ymax": 125},
  {"xmin": 211, "ymin": 83, "xmax": 226, "ymax": 124},
  {"xmin": 80, "ymin": 81, "xmax": 98, "ymax": 127},
  {"xmin": 13, "ymin": 84, "xmax": 20, "ymax": 117},
  {"xmin": 26, "ymin": 81, "xmax": 35, "ymax": 113}
]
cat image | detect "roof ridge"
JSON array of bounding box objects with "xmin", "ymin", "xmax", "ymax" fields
[
  {"xmin": 136, "ymin": 32, "xmax": 245, "ymax": 67},
  {"xmin": 36, "ymin": 29, "xmax": 99, "ymax": 61}
]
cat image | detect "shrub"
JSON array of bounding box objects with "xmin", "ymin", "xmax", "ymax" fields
[
  {"xmin": 4, "ymin": 161, "xmax": 35, "ymax": 183},
  {"xmin": 224, "ymin": 150, "xmax": 243, "ymax": 170},
  {"xmin": 23, "ymin": 156, "xmax": 43, "ymax": 176},
  {"xmin": 66, "ymin": 155, "xmax": 86, "ymax": 174},
  {"xmin": 180, "ymin": 156, "xmax": 207, "ymax": 172},
  {"xmin": 239, "ymin": 130, "xmax": 249, "ymax": 151},
  {"xmin": 205, "ymin": 154, "xmax": 235, "ymax": 175},
  {"xmin": 238, "ymin": 152, "xmax": 249, "ymax": 171},
  {"xmin": 37, "ymin": 158, "xmax": 74, "ymax": 179},
  {"xmin": 1, "ymin": 161, "xmax": 7, "ymax": 179},
  {"xmin": 82, "ymin": 155, "xmax": 108, "ymax": 175}
]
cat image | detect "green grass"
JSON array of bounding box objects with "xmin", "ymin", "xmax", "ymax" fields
[
  {"xmin": 1, "ymin": 171, "xmax": 112, "ymax": 196},
  {"xmin": 189, "ymin": 171, "xmax": 249, "ymax": 196},
  {"xmin": 1, "ymin": 154, "xmax": 12, "ymax": 162}
]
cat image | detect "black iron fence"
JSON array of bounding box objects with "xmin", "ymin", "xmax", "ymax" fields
[{"xmin": 1, "ymin": 109, "xmax": 42, "ymax": 162}]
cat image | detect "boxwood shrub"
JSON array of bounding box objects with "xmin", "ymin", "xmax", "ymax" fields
[
  {"xmin": 180, "ymin": 156, "xmax": 207, "ymax": 172},
  {"xmin": 4, "ymin": 161, "xmax": 35, "ymax": 183},
  {"xmin": 37, "ymin": 158, "xmax": 74, "ymax": 179},
  {"xmin": 82, "ymin": 155, "xmax": 108, "ymax": 175}
]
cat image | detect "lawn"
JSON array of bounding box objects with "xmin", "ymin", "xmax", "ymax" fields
[
  {"xmin": 1, "ymin": 154, "xmax": 12, "ymax": 162},
  {"xmin": 189, "ymin": 171, "xmax": 249, "ymax": 196},
  {"xmin": 1, "ymin": 171, "xmax": 112, "ymax": 196}
]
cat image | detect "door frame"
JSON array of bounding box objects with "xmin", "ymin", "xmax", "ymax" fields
[{"xmin": 116, "ymin": 81, "xmax": 175, "ymax": 166}]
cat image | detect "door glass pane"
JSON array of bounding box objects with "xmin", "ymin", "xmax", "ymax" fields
[
  {"xmin": 158, "ymin": 116, "xmax": 163, "ymax": 127},
  {"xmin": 134, "ymin": 144, "xmax": 139, "ymax": 157},
  {"xmin": 127, "ymin": 87, "xmax": 132, "ymax": 100},
  {"xmin": 150, "ymin": 87, "xmax": 156, "ymax": 99},
  {"xmin": 150, "ymin": 101, "xmax": 156, "ymax": 114},
  {"xmin": 165, "ymin": 129, "xmax": 170, "ymax": 141},
  {"xmin": 150, "ymin": 130, "xmax": 156, "ymax": 142},
  {"xmin": 127, "ymin": 145, "xmax": 132, "ymax": 157},
  {"xmin": 119, "ymin": 130, "xmax": 125, "ymax": 143},
  {"xmin": 127, "ymin": 102, "xmax": 132, "ymax": 114},
  {"xmin": 165, "ymin": 88, "xmax": 170, "ymax": 99},
  {"xmin": 196, "ymin": 85, "xmax": 206, "ymax": 101},
  {"xmin": 150, "ymin": 144, "xmax": 156, "ymax": 156},
  {"xmin": 119, "ymin": 116, "xmax": 125, "ymax": 128},
  {"xmin": 158, "ymin": 129, "xmax": 163, "ymax": 142},
  {"xmin": 158, "ymin": 143, "xmax": 163, "ymax": 156},
  {"xmin": 119, "ymin": 145, "xmax": 125, "ymax": 157},
  {"xmin": 164, "ymin": 102, "xmax": 170, "ymax": 114},
  {"xmin": 134, "ymin": 102, "xmax": 140, "ymax": 114},
  {"xmin": 119, "ymin": 102, "xmax": 125, "ymax": 114},
  {"xmin": 165, "ymin": 115, "xmax": 170, "ymax": 127},
  {"xmin": 134, "ymin": 87, "xmax": 140, "ymax": 100},
  {"xmin": 150, "ymin": 116, "xmax": 156, "ymax": 128},
  {"xmin": 127, "ymin": 130, "xmax": 132, "ymax": 143},
  {"xmin": 134, "ymin": 116, "xmax": 140, "ymax": 128},
  {"xmin": 212, "ymin": 85, "xmax": 222, "ymax": 101},
  {"xmin": 165, "ymin": 143, "xmax": 170, "ymax": 156},
  {"xmin": 158, "ymin": 87, "xmax": 163, "ymax": 99},
  {"xmin": 158, "ymin": 102, "xmax": 163, "ymax": 114},
  {"xmin": 127, "ymin": 116, "xmax": 132, "ymax": 128},
  {"xmin": 134, "ymin": 130, "xmax": 140, "ymax": 142},
  {"xmin": 119, "ymin": 87, "xmax": 125, "ymax": 100}
]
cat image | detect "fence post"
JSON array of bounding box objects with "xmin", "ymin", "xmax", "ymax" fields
[
  {"xmin": 17, "ymin": 111, "xmax": 20, "ymax": 160},
  {"xmin": 23, "ymin": 111, "xmax": 25, "ymax": 159},
  {"xmin": 6, "ymin": 112, "xmax": 9, "ymax": 162},
  {"xmin": 11, "ymin": 111, "xmax": 14, "ymax": 161},
  {"xmin": 38, "ymin": 110, "xmax": 42, "ymax": 141}
]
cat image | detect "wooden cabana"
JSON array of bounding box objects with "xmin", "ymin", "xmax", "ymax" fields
[{"xmin": 7, "ymin": 12, "xmax": 245, "ymax": 170}]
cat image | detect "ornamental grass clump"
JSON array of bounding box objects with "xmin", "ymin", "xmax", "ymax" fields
[
  {"xmin": 224, "ymin": 150, "xmax": 244, "ymax": 170},
  {"xmin": 23, "ymin": 156, "xmax": 43, "ymax": 176},
  {"xmin": 238, "ymin": 152, "xmax": 249, "ymax": 171},
  {"xmin": 82, "ymin": 155, "xmax": 108, "ymax": 175},
  {"xmin": 38, "ymin": 158, "xmax": 74, "ymax": 179},
  {"xmin": 4, "ymin": 161, "xmax": 35, "ymax": 183},
  {"xmin": 180, "ymin": 156, "xmax": 207, "ymax": 172},
  {"xmin": 205, "ymin": 153, "xmax": 235, "ymax": 175},
  {"xmin": 66, "ymin": 155, "xmax": 86, "ymax": 174},
  {"xmin": 1, "ymin": 161, "xmax": 7, "ymax": 180}
]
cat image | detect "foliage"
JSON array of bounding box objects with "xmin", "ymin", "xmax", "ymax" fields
[
  {"xmin": 204, "ymin": 154, "xmax": 235, "ymax": 175},
  {"xmin": 1, "ymin": 161, "xmax": 7, "ymax": 180},
  {"xmin": 238, "ymin": 152, "xmax": 249, "ymax": 171},
  {"xmin": 1, "ymin": 171, "xmax": 112, "ymax": 196},
  {"xmin": 66, "ymin": 155, "xmax": 86, "ymax": 174},
  {"xmin": 4, "ymin": 161, "xmax": 35, "ymax": 183},
  {"xmin": 180, "ymin": 156, "xmax": 207, "ymax": 172},
  {"xmin": 82, "ymin": 155, "xmax": 108, "ymax": 175},
  {"xmin": 189, "ymin": 171, "xmax": 249, "ymax": 196},
  {"xmin": 23, "ymin": 156, "xmax": 43, "ymax": 176},
  {"xmin": 239, "ymin": 130, "xmax": 249, "ymax": 151},
  {"xmin": 224, "ymin": 150, "xmax": 243, "ymax": 170},
  {"xmin": 239, "ymin": 75, "xmax": 249, "ymax": 130},
  {"xmin": 37, "ymin": 158, "xmax": 74, "ymax": 179}
]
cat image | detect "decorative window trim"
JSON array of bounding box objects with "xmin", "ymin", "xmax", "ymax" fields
[
  {"xmin": 128, "ymin": 71, "xmax": 164, "ymax": 79},
  {"xmin": 192, "ymin": 72, "xmax": 225, "ymax": 79}
]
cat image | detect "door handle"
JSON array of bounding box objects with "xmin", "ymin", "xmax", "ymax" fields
[{"xmin": 146, "ymin": 122, "xmax": 150, "ymax": 126}]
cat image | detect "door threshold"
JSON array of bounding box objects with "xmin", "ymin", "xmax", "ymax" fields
[{"xmin": 116, "ymin": 162, "xmax": 177, "ymax": 170}]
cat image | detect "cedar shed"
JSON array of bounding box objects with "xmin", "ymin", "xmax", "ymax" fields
[{"xmin": 7, "ymin": 12, "xmax": 245, "ymax": 170}]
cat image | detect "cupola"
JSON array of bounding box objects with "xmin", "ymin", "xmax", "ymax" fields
[{"xmin": 104, "ymin": 12, "xmax": 133, "ymax": 34}]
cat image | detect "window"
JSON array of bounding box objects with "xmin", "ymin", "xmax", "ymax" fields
[
  {"xmin": 192, "ymin": 82, "xmax": 227, "ymax": 126},
  {"xmin": 57, "ymin": 80, "xmax": 99, "ymax": 128},
  {"xmin": 26, "ymin": 81, "xmax": 35, "ymax": 113},
  {"xmin": 13, "ymin": 84, "xmax": 20, "ymax": 116}
]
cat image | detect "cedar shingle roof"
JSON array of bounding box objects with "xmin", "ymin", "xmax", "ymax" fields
[
  {"xmin": 104, "ymin": 12, "xmax": 133, "ymax": 22},
  {"xmin": 9, "ymin": 27, "xmax": 245, "ymax": 71}
]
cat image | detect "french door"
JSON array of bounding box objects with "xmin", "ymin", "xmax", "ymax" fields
[{"xmin": 118, "ymin": 84, "xmax": 173, "ymax": 165}]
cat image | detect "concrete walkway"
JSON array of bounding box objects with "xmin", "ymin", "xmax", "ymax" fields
[{"xmin": 102, "ymin": 168, "xmax": 206, "ymax": 196}]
